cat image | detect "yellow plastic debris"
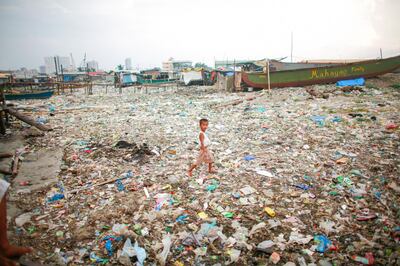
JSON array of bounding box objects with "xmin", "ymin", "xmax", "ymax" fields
[
  {"xmin": 198, "ymin": 211, "xmax": 208, "ymax": 219},
  {"xmin": 173, "ymin": 261, "xmax": 184, "ymax": 266},
  {"xmin": 264, "ymin": 207, "xmax": 276, "ymax": 217},
  {"xmin": 162, "ymin": 184, "xmax": 172, "ymax": 190}
]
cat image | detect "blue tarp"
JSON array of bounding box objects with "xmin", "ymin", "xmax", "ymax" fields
[
  {"xmin": 63, "ymin": 75, "xmax": 75, "ymax": 82},
  {"xmin": 336, "ymin": 77, "xmax": 365, "ymax": 87},
  {"xmin": 123, "ymin": 74, "xmax": 134, "ymax": 84}
]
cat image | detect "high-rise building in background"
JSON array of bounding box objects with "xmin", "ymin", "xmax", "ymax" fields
[
  {"xmin": 13, "ymin": 68, "xmax": 38, "ymax": 79},
  {"xmin": 39, "ymin": 65, "xmax": 46, "ymax": 74},
  {"xmin": 125, "ymin": 58, "xmax": 132, "ymax": 70},
  {"xmin": 44, "ymin": 57, "xmax": 55, "ymax": 74},
  {"xmin": 87, "ymin": 60, "xmax": 99, "ymax": 71},
  {"xmin": 162, "ymin": 57, "xmax": 192, "ymax": 72},
  {"xmin": 44, "ymin": 56, "xmax": 71, "ymax": 74}
]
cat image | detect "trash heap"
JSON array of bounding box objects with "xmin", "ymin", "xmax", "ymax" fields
[{"xmin": 8, "ymin": 79, "xmax": 400, "ymax": 265}]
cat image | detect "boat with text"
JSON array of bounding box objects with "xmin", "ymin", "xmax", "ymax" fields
[{"xmin": 241, "ymin": 55, "xmax": 400, "ymax": 89}]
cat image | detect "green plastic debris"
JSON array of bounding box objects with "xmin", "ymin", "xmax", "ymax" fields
[
  {"xmin": 329, "ymin": 191, "xmax": 339, "ymax": 196},
  {"xmin": 337, "ymin": 175, "xmax": 353, "ymax": 187},
  {"xmin": 206, "ymin": 184, "xmax": 217, "ymax": 192},
  {"xmin": 134, "ymin": 224, "xmax": 142, "ymax": 235},
  {"xmin": 222, "ymin": 212, "xmax": 234, "ymax": 218},
  {"xmin": 27, "ymin": 226, "xmax": 36, "ymax": 234}
]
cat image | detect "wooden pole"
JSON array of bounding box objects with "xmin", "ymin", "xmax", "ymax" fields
[
  {"xmin": 5, "ymin": 108, "xmax": 53, "ymax": 131},
  {"xmin": 233, "ymin": 59, "xmax": 236, "ymax": 92},
  {"xmin": 267, "ymin": 59, "xmax": 271, "ymax": 93},
  {"xmin": 291, "ymin": 31, "xmax": 293, "ymax": 63},
  {"xmin": 0, "ymin": 153, "xmax": 13, "ymax": 158},
  {"xmin": 0, "ymin": 89, "xmax": 5, "ymax": 135},
  {"xmin": 0, "ymin": 110, "xmax": 5, "ymax": 135},
  {"xmin": 54, "ymin": 57, "xmax": 59, "ymax": 82},
  {"xmin": 380, "ymin": 48, "xmax": 383, "ymax": 59},
  {"xmin": 1, "ymin": 86, "xmax": 9, "ymax": 125},
  {"xmin": 0, "ymin": 168, "xmax": 12, "ymax": 175}
]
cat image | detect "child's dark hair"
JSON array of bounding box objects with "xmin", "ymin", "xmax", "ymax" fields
[{"xmin": 199, "ymin": 118, "xmax": 208, "ymax": 125}]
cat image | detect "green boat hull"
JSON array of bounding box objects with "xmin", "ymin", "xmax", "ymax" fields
[
  {"xmin": 4, "ymin": 90, "xmax": 54, "ymax": 100},
  {"xmin": 242, "ymin": 55, "xmax": 400, "ymax": 89}
]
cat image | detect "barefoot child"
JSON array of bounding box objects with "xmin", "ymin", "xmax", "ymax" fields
[{"xmin": 188, "ymin": 119, "xmax": 216, "ymax": 176}]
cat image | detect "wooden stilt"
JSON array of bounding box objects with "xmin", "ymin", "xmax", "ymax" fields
[{"xmin": 5, "ymin": 108, "xmax": 52, "ymax": 131}]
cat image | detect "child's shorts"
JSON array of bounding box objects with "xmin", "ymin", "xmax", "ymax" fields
[{"xmin": 195, "ymin": 148, "xmax": 214, "ymax": 165}]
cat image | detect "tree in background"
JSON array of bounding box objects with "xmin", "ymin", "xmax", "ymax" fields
[{"xmin": 194, "ymin": 62, "xmax": 209, "ymax": 69}]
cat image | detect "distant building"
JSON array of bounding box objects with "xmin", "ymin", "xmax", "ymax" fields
[
  {"xmin": 0, "ymin": 72, "xmax": 12, "ymax": 84},
  {"xmin": 140, "ymin": 68, "xmax": 161, "ymax": 79},
  {"xmin": 214, "ymin": 59, "xmax": 256, "ymax": 69},
  {"xmin": 125, "ymin": 58, "xmax": 132, "ymax": 70},
  {"xmin": 44, "ymin": 57, "xmax": 55, "ymax": 74},
  {"xmin": 87, "ymin": 60, "xmax": 99, "ymax": 71},
  {"xmin": 44, "ymin": 56, "xmax": 71, "ymax": 74},
  {"xmin": 12, "ymin": 68, "xmax": 39, "ymax": 79},
  {"xmin": 39, "ymin": 65, "xmax": 46, "ymax": 74},
  {"xmin": 162, "ymin": 58, "xmax": 192, "ymax": 72}
]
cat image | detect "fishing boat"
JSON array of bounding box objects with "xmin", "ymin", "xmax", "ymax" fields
[
  {"xmin": 241, "ymin": 55, "xmax": 400, "ymax": 89},
  {"xmin": 4, "ymin": 90, "xmax": 54, "ymax": 100}
]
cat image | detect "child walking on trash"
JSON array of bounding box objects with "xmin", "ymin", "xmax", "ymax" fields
[{"xmin": 188, "ymin": 118, "xmax": 217, "ymax": 177}]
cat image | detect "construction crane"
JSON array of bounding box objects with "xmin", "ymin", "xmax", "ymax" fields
[{"xmin": 78, "ymin": 53, "xmax": 87, "ymax": 72}]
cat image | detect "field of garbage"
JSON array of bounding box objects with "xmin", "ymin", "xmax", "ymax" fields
[{"xmin": 5, "ymin": 74, "xmax": 400, "ymax": 265}]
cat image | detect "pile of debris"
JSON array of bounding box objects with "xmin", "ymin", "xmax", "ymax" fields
[{"xmin": 3, "ymin": 77, "xmax": 400, "ymax": 265}]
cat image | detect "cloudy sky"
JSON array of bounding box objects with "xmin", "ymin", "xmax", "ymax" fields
[{"xmin": 0, "ymin": 0, "xmax": 399, "ymax": 70}]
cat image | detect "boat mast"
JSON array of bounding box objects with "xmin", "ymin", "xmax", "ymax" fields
[
  {"xmin": 267, "ymin": 59, "xmax": 271, "ymax": 92},
  {"xmin": 291, "ymin": 31, "xmax": 293, "ymax": 63}
]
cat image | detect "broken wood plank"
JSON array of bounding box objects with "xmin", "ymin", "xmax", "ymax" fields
[
  {"xmin": 0, "ymin": 152, "xmax": 13, "ymax": 158},
  {"xmin": 5, "ymin": 107, "xmax": 52, "ymax": 131},
  {"xmin": 94, "ymin": 176, "xmax": 122, "ymax": 187},
  {"xmin": 12, "ymin": 151, "xmax": 20, "ymax": 177},
  {"xmin": 0, "ymin": 168, "xmax": 12, "ymax": 175}
]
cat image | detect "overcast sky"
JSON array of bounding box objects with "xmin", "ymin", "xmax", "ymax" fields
[{"xmin": 0, "ymin": 0, "xmax": 399, "ymax": 70}]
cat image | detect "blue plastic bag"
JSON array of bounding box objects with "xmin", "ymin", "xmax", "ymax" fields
[
  {"xmin": 336, "ymin": 77, "xmax": 365, "ymax": 87},
  {"xmin": 310, "ymin": 115, "xmax": 326, "ymax": 127},
  {"xmin": 47, "ymin": 193, "xmax": 64, "ymax": 202},
  {"xmin": 134, "ymin": 241, "xmax": 147, "ymax": 266},
  {"xmin": 115, "ymin": 179, "xmax": 125, "ymax": 191},
  {"xmin": 314, "ymin": 234, "xmax": 332, "ymax": 253},
  {"xmin": 244, "ymin": 155, "xmax": 255, "ymax": 161}
]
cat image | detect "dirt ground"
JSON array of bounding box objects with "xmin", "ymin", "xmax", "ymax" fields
[{"xmin": 2, "ymin": 74, "xmax": 400, "ymax": 265}]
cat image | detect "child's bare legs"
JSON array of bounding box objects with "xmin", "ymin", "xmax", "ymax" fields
[{"xmin": 188, "ymin": 164, "xmax": 197, "ymax": 177}]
